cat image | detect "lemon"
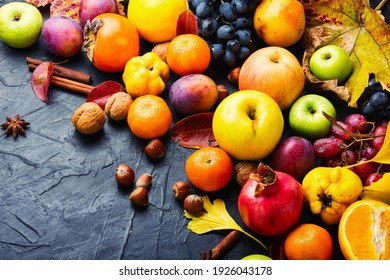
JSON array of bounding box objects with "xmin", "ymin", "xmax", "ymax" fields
[{"xmin": 127, "ymin": 0, "xmax": 189, "ymax": 44}]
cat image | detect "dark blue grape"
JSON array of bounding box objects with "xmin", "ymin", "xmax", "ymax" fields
[
  {"xmin": 378, "ymin": 105, "xmax": 390, "ymax": 119},
  {"xmin": 232, "ymin": 17, "xmax": 251, "ymax": 29},
  {"xmin": 238, "ymin": 46, "xmax": 251, "ymax": 60},
  {"xmin": 219, "ymin": 2, "xmax": 237, "ymax": 21},
  {"xmin": 200, "ymin": 18, "xmax": 219, "ymax": 37},
  {"xmin": 361, "ymin": 102, "xmax": 377, "ymax": 120},
  {"xmin": 222, "ymin": 50, "xmax": 237, "ymax": 68},
  {"xmin": 231, "ymin": 0, "xmax": 248, "ymax": 15},
  {"xmin": 226, "ymin": 39, "xmax": 240, "ymax": 52},
  {"xmin": 189, "ymin": 0, "xmax": 208, "ymax": 11},
  {"xmin": 217, "ymin": 25, "xmax": 235, "ymax": 40},
  {"xmin": 235, "ymin": 29, "xmax": 251, "ymax": 46},
  {"xmin": 370, "ymin": 91, "xmax": 389, "ymax": 109},
  {"xmin": 195, "ymin": 2, "xmax": 212, "ymax": 18},
  {"xmin": 210, "ymin": 43, "xmax": 224, "ymax": 60}
]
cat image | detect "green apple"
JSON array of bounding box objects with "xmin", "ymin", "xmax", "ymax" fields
[
  {"xmin": 0, "ymin": 2, "xmax": 43, "ymax": 48},
  {"xmin": 212, "ymin": 90, "xmax": 284, "ymax": 161},
  {"xmin": 289, "ymin": 94, "xmax": 337, "ymax": 140},
  {"xmin": 241, "ymin": 254, "xmax": 272, "ymax": 260},
  {"xmin": 309, "ymin": 45, "xmax": 352, "ymax": 83}
]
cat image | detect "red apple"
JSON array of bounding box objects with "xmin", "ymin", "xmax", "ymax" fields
[{"xmin": 239, "ymin": 46, "xmax": 305, "ymax": 110}]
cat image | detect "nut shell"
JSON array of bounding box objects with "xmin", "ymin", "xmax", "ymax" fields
[
  {"xmin": 72, "ymin": 102, "xmax": 106, "ymax": 134},
  {"xmin": 115, "ymin": 164, "xmax": 135, "ymax": 188},
  {"xmin": 172, "ymin": 181, "xmax": 192, "ymax": 201},
  {"xmin": 144, "ymin": 139, "xmax": 165, "ymax": 159},
  {"xmin": 129, "ymin": 187, "xmax": 149, "ymax": 206},
  {"xmin": 233, "ymin": 161, "xmax": 258, "ymax": 187},
  {"xmin": 105, "ymin": 91, "xmax": 133, "ymax": 121},
  {"xmin": 183, "ymin": 194, "xmax": 204, "ymax": 214}
]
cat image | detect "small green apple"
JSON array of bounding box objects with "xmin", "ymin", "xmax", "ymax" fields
[
  {"xmin": 241, "ymin": 254, "xmax": 272, "ymax": 260},
  {"xmin": 289, "ymin": 94, "xmax": 337, "ymax": 140},
  {"xmin": 309, "ymin": 45, "xmax": 352, "ymax": 83},
  {"xmin": 0, "ymin": 2, "xmax": 43, "ymax": 48},
  {"xmin": 212, "ymin": 90, "xmax": 284, "ymax": 161}
]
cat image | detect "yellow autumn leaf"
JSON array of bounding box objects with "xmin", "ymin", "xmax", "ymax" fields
[
  {"xmin": 300, "ymin": 0, "xmax": 390, "ymax": 107},
  {"xmin": 185, "ymin": 196, "xmax": 267, "ymax": 251},
  {"xmin": 361, "ymin": 172, "xmax": 390, "ymax": 204}
]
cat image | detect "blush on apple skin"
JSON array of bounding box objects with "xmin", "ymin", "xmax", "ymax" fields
[
  {"xmin": 271, "ymin": 136, "xmax": 315, "ymax": 182},
  {"xmin": 79, "ymin": 0, "xmax": 118, "ymax": 27},
  {"xmin": 169, "ymin": 74, "xmax": 218, "ymax": 116},
  {"xmin": 40, "ymin": 15, "xmax": 83, "ymax": 58}
]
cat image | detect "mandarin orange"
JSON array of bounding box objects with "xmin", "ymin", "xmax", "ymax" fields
[
  {"xmin": 166, "ymin": 34, "xmax": 211, "ymax": 76},
  {"xmin": 127, "ymin": 95, "xmax": 172, "ymax": 140},
  {"xmin": 284, "ymin": 223, "xmax": 333, "ymax": 260},
  {"xmin": 185, "ymin": 147, "xmax": 233, "ymax": 192}
]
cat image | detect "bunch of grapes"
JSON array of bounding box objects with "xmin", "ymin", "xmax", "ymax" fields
[
  {"xmin": 313, "ymin": 112, "xmax": 388, "ymax": 186},
  {"xmin": 188, "ymin": 0, "xmax": 262, "ymax": 69},
  {"xmin": 357, "ymin": 75, "xmax": 390, "ymax": 121}
]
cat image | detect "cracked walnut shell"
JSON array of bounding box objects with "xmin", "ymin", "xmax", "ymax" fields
[
  {"xmin": 72, "ymin": 102, "xmax": 106, "ymax": 134},
  {"xmin": 105, "ymin": 91, "xmax": 133, "ymax": 121}
]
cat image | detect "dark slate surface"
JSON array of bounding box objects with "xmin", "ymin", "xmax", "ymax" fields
[{"xmin": 0, "ymin": 0, "xmax": 389, "ymax": 260}]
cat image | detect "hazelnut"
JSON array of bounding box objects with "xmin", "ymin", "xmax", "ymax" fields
[
  {"xmin": 183, "ymin": 194, "xmax": 204, "ymax": 214},
  {"xmin": 151, "ymin": 42, "xmax": 169, "ymax": 63},
  {"xmin": 227, "ymin": 66, "xmax": 241, "ymax": 85},
  {"xmin": 217, "ymin": 84, "xmax": 229, "ymax": 103},
  {"xmin": 135, "ymin": 173, "xmax": 152, "ymax": 188},
  {"xmin": 233, "ymin": 161, "xmax": 258, "ymax": 187},
  {"xmin": 172, "ymin": 181, "xmax": 192, "ymax": 201},
  {"xmin": 115, "ymin": 164, "xmax": 135, "ymax": 188},
  {"xmin": 129, "ymin": 187, "xmax": 149, "ymax": 206},
  {"xmin": 144, "ymin": 139, "xmax": 165, "ymax": 159},
  {"xmin": 72, "ymin": 102, "xmax": 106, "ymax": 134},
  {"xmin": 104, "ymin": 91, "xmax": 133, "ymax": 121}
]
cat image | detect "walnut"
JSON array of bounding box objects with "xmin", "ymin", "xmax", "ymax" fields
[
  {"xmin": 233, "ymin": 161, "xmax": 259, "ymax": 187},
  {"xmin": 72, "ymin": 102, "xmax": 106, "ymax": 134},
  {"xmin": 104, "ymin": 91, "xmax": 133, "ymax": 121}
]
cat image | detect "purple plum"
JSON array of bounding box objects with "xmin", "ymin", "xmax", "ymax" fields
[
  {"xmin": 79, "ymin": 0, "xmax": 118, "ymax": 27},
  {"xmin": 271, "ymin": 136, "xmax": 315, "ymax": 181},
  {"xmin": 169, "ymin": 74, "xmax": 218, "ymax": 115},
  {"xmin": 40, "ymin": 15, "xmax": 83, "ymax": 57}
]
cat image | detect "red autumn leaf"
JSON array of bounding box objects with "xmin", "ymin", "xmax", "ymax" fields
[
  {"xmin": 31, "ymin": 61, "xmax": 54, "ymax": 102},
  {"xmin": 27, "ymin": 0, "xmax": 81, "ymax": 21},
  {"xmin": 176, "ymin": 10, "xmax": 198, "ymax": 36},
  {"xmin": 86, "ymin": 80, "xmax": 123, "ymax": 110},
  {"xmin": 169, "ymin": 112, "xmax": 217, "ymax": 149}
]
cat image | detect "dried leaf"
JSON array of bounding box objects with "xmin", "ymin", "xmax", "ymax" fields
[
  {"xmin": 27, "ymin": 0, "xmax": 80, "ymax": 20},
  {"xmin": 115, "ymin": 0, "xmax": 126, "ymax": 16},
  {"xmin": 176, "ymin": 10, "xmax": 198, "ymax": 36},
  {"xmin": 185, "ymin": 196, "xmax": 267, "ymax": 250},
  {"xmin": 31, "ymin": 61, "xmax": 54, "ymax": 102},
  {"xmin": 300, "ymin": 0, "xmax": 390, "ymax": 107},
  {"xmin": 86, "ymin": 80, "xmax": 123, "ymax": 110},
  {"xmin": 361, "ymin": 172, "xmax": 390, "ymax": 204},
  {"xmin": 169, "ymin": 112, "xmax": 217, "ymax": 149}
]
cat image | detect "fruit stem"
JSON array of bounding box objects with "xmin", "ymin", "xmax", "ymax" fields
[{"xmin": 375, "ymin": 0, "xmax": 388, "ymax": 10}]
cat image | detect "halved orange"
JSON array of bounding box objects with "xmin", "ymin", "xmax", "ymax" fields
[{"xmin": 338, "ymin": 199, "xmax": 390, "ymax": 260}]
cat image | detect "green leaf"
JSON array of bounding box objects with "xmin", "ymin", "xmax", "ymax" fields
[
  {"xmin": 300, "ymin": 0, "xmax": 390, "ymax": 107},
  {"xmin": 185, "ymin": 196, "xmax": 267, "ymax": 250}
]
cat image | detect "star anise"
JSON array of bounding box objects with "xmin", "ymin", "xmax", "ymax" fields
[{"xmin": 1, "ymin": 114, "xmax": 30, "ymax": 139}]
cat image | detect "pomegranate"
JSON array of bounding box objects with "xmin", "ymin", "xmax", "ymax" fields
[{"xmin": 238, "ymin": 163, "xmax": 304, "ymax": 237}]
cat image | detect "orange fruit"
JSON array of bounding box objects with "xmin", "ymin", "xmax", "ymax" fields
[
  {"xmin": 284, "ymin": 223, "xmax": 333, "ymax": 260},
  {"xmin": 127, "ymin": 0, "xmax": 189, "ymax": 43},
  {"xmin": 127, "ymin": 95, "xmax": 172, "ymax": 139},
  {"xmin": 185, "ymin": 147, "xmax": 233, "ymax": 192},
  {"xmin": 166, "ymin": 34, "xmax": 211, "ymax": 76},
  {"xmin": 338, "ymin": 199, "xmax": 390, "ymax": 260}
]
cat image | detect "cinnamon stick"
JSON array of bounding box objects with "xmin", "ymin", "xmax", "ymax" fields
[
  {"xmin": 26, "ymin": 57, "xmax": 92, "ymax": 84},
  {"xmin": 50, "ymin": 76, "xmax": 94, "ymax": 95},
  {"xmin": 201, "ymin": 230, "xmax": 242, "ymax": 260}
]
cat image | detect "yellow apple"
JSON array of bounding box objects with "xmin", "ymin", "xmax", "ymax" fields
[
  {"xmin": 212, "ymin": 90, "xmax": 284, "ymax": 161},
  {"xmin": 253, "ymin": 0, "xmax": 305, "ymax": 47},
  {"xmin": 239, "ymin": 46, "xmax": 305, "ymax": 111}
]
